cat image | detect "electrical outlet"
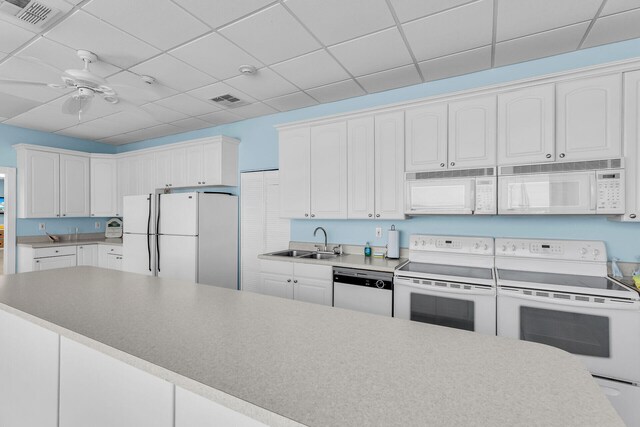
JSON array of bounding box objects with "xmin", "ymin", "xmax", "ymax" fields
[
  {"xmin": 95, "ymin": 221, "xmax": 101, "ymax": 229},
  {"xmin": 38, "ymin": 223, "xmax": 46, "ymax": 231},
  {"xmin": 375, "ymin": 227, "xmax": 382, "ymax": 238}
]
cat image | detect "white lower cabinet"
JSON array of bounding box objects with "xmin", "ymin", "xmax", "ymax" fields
[
  {"xmin": 175, "ymin": 387, "xmax": 267, "ymax": 427},
  {"xmin": 260, "ymin": 260, "xmax": 332, "ymax": 306},
  {"xmin": 59, "ymin": 337, "xmax": 173, "ymax": 427},
  {"xmin": 98, "ymin": 244, "xmax": 123, "ymax": 270},
  {"xmin": 0, "ymin": 309, "xmax": 59, "ymax": 427},
  {"xmin": 34, "ymin": 254, "xmax": 76, "ymax": 271},
  {"xmin": 76, "ymin": 244, "xmax": 98, "ymax": 266},
  {"xmin": 18, "ymin": 245, "xmax": 78, "ymax": 272}
]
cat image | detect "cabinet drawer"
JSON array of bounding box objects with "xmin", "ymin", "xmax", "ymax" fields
[
  {"xmin": 260, "ymin": 259, "xmax": 294, "ymax": 276},
  {"xmin": 100, "ymin": 245, "xmax": 123, "ymax": 256},
  {"xmin": 33, "ymin": 246, "xmax": 77, "ymax": 258},
  {"xmin": 294, "ymin": 263, "xmax": 332, "ymax": 280}
]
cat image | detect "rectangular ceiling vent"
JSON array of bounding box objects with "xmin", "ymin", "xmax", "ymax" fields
[
  {"xmin": 210, "ymin": 94, "xmax": 250, "ymax": 109},
  {"xmin": 0, "ymin": 0, "xmax": 60, "ymax": 27}
]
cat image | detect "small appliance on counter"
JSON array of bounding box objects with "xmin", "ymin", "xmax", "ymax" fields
[{"xmin": 105, "ymin": 218, "xmax": 123, "ymax": 238}]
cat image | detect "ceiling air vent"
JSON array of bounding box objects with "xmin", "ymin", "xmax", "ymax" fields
[
  {"xmin": 0, "ymin": 0, "xmax": 59, "ymax": 27},
  {"xmin": 210, "ymin": 94, "xmax": 250, "ymax": 109}
]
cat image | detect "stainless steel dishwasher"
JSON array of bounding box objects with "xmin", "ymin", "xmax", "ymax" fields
[{"xmin": 333, "ymin": 267, "xmax": 394, "ymax": 317}]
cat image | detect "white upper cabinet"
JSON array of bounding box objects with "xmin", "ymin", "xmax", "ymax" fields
[
  {"xmin": 90, "ymin": 157, "xmax": 117, "ymax": 217},
  {"xmin": 310, "ymin": 122, "xmax": 348, "ymax": 219},
  {"xmin": 17, "ymin": 149, "xmax": 60, "ymax": 218},
  {"xmin": 116, "ymin": 156, "xmax": 132, "ymax": 217},
  {"xmin": 185, "ymin": 139, "xmax": 238, "ymax": 187},
  {"xmin": 129, "ymin": 153, "xmax": 155, "ymax": 196},
  {"xmin": 279, "ymin": 127, "xmax": 311, "ymax": 218},
  {"xmin": 154, "ymin": 150, "xmax": 172, "ymax": 189},
  {"xmin": 59, "ymin": 154, "xmax": 90, "ymax": 217},
  {"xmin": 498, "ymin": 84, "xmax": 555, "ymax": 165},
  {"xmin": 170, "ymin": 147, "xmax": 187, "ymax": 187},
  {"xmin": 619, "ymin": 70, "xmax": 640, "ymax": 222},
  {"xmin": 375, "ymin": 111, "xmax": 405, "ymax": 219},
  {"xmin": 405, "ymin": 103, "xmax": 448, "ymax": 172},
  {"xmin": 556, "ymin": 74, "xmax": 622, "ymax": 161},
  {"xmin": 347, "ymin": 117, "xmax": 376, "ymax": 219},
  {"xmin": 448, "ymin": 95, "xmax": 497, "ymax": 169}
]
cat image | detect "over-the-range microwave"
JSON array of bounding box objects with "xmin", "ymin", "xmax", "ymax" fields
[
  {"xmin": 498, "ymin": 159, "xmax": 625, "ymax": 215},
  {"xmin": 405, "ymin": 168, "xmax": 497, "ymax": 215}
]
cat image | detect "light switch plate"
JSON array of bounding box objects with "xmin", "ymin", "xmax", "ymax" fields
[
  {"xmin": 95, "ymin": 221, "xmax": 101, "ymax": 229},
  {"xmin": 375, "ymin": 227, "xmax": 382, "ymax": 238}
]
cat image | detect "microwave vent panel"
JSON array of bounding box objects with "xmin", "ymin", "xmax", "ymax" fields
[
  {"xmin": 407, "ymin": 167, "xmax": 495, "ymax": 181},
  {"xmin": 500, "ymin": 158, "xmax": 623, "ymax": 176}
]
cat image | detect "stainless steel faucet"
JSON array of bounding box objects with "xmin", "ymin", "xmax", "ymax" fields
[{"xmin": 313, "ymin": 227, "xmax": 328, "ymax": 252}]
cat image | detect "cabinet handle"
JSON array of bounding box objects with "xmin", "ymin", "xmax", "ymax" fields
[
  {"xmin": 559, "ymin": 153, "xmax": 565, "ymax": 158},
  {"xmin": 293, "ymin": 280, "xmax": 298, "ymax": 284},
  {"xmin": 310, "ymin": 214, "xmax": 315, "ymax": 218},
  {"xmin": 450, "ymin": 162, "xmax": 455, "ymax": 166},
  {"xmin": 287, "ymin": 279, "xmax": 291, "ymax": 283},
  {"xmin": 305, "ymin": 213, "xmax": 309, "ymax": 217},
  {"xmin": 198, "ymin": 182, "xmax": 201, "ymax": 185},
  {"xmin": 63, "ymin": 214, "xmax": 66, "ymax": 216},
  {"xmin": 55, "ymin": 250, "xmax": 59, "ymax": 253},
  {"xmin": 36, "ymin": 260, "xmax": 39, "ymax": 263},
  {"xmin": 376, "ymin": 214, "xmax": 380, "ymax": 218},
  {"xmin": 440, "ymin": 163, "xmax": 445, "ymax": 167},
  {"xmin": 202, "ymin": 182, "xmax": 206, "ymax": 185},
  {"xmin": 630, "ymin": 214, "xmax": 637, "ymax": 219},
  {"xmin": 546, "ymin": 154, "xmax": 552, "ymax": 159},
  {"xmin": 368, "ymin": 213, "xmax": 372, "ymax": 217}
]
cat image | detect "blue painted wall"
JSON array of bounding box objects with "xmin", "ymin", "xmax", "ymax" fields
[
  {"xmin": 115, "ymin": 38, "xmax": 640, "ymax": 262},
  {"xmin": 0, "ymin": 123, "xmax": 116, "ymax": 236}
]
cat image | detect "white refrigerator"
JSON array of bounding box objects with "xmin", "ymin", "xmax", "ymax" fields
[{"xmin": 123, "ymin": 194, "xmax": 156, "ymax": 276}]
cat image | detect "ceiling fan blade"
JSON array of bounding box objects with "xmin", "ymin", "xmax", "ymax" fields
[
  {"xmin": 62, "ymin": 95, "xmax": 93, "ymax": 116},
  {"xmin": 16, "ymin": 55, "xmax": 67, "ymax": 76},
  {"xmin": 0, "ymin": 78, "xmax": 59, "ymax": 87}
]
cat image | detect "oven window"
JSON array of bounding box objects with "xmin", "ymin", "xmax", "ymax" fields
[
  {"xmin": 520, "ymin": 307, "xmax": 610, "ymax": 357},
  {"xmin": 410, "ymin": 294, "xmax": 474, "ymax": 331}
]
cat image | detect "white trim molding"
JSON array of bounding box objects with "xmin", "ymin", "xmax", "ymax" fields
[{"xmin": 0, "ymin": 167, "xmax": 17, "ymax": 274}]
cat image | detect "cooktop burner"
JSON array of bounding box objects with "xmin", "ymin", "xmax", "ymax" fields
[
  {"xmin": 498, "ymin": 269, "xmax": 635, "ymax": 293},
  {"xmin": 398, "ymin": 262, "xmax": 494, "ymax": 280}
]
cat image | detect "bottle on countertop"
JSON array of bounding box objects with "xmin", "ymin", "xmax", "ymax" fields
[{"xmin": 364, "ymin": 241, "xmax": 372, "ymax": 257}]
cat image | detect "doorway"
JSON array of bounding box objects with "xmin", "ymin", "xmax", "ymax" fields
[{"xmin": 0, "ymin": 167, "xmax": 16, "ymax": 274}]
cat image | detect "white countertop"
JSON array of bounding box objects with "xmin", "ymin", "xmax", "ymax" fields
[
  {"xmin": 258, "ymin": 252, "xmax": 406, "ymax": 273},
  {"xmin": 17, "ymin": 238, "xmax": 123, "ymax": 248},
  {"xmin": 0, "ymin": 267, "xmax": 623, "ymax": 426}
]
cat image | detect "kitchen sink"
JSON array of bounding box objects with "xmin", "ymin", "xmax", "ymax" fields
[
  {"xmin": 269, "ymin": 249, "xmax": 313, "ymax": 257},
  {"xmin": 299, "ymin": 252, "xmax": 338, "ymax": 260}
]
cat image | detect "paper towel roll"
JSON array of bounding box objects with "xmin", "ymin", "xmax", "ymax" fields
[{"xmin": 387, "ymin": 225, "xmax": 400, "ymax": 259}]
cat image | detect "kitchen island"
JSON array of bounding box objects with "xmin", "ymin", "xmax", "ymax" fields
[{"xmin": 0, "ymin": 267, "xmax": 623, "ymax": 426}]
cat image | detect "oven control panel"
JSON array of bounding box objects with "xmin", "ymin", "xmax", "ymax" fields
[
  {"xmin": 495, "ymin": 238, "xmax": 607, "ymax": 262},
  {"xmin": 409, "ymin": 235, "xmax": 494, "ymax": 255}
]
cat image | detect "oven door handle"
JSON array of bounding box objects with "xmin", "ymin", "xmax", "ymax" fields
[
  {"xmin": 498, "ymin": 288, "xmax": 639, "ymax": 311},
  {"xmin": 395, "ymin": 279, "xmax": 494, "ymax": 297}
]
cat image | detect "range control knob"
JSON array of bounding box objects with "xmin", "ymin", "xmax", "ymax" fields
[
  {"xmin": 511, "ymin": 245, "xmax": 517, "ymax": 251},
  {"xmin": 375, "ymin": 280, "xmax": 385, "ymax": 289},
  {"xmin": 421, "ymin": 240, "xmax": 426, "ymax": 246},
  {"xmin": 502, "ymin": 245, "xmax": 508, "ymax": 252},
  {"xmin": 580, "ymin": 248, "xmax": 587, "ymax": 255},
  {"xmin": 593, "ymin": 249, "xmax": 600, "ymax": 256},
  {"xmin": 474, "ymin": 243, "xmax": 480, "ymax": 249}
]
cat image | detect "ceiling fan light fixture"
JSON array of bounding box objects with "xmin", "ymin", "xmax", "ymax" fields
[
  {"xmin": 238, "ymin": 65, "xmax": 257, "ymax": 75},
  {"xmin": 103, "ymin": 95, "xmax": 118, "ymax": 104}
]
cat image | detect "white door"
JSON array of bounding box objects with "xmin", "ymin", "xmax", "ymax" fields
[
  {"xmin": 123, "ymin": 233, "xmax": 155, "ymax": 275},
  {"xmin": 260, "ymin": 272, "xmax": 293, "ymax": 299},
  {"xmin": 90, "ymin": 157, "xmax": 117, "ymax": 217},
  {"xmin": 77, "ymin": 244, "xmax": 98, "ymax": 267},
  {"xmin": 294, "ymin": 277, "xmax": 332, "ymax": 306},
  {"xmin": 175, "ymin": 386, "xmax": 267, "ymax": 427},
  {"xmin": 310, "ymin": 122, "xmax": 348, "ymax": 219},
  {"xmin": 186, "ymin": 144, "xmax": 203, "ymax": 186},
  {"xmin": 405, "ymin": 103, "xmax": 448, "ymax": 171},
  {"xmin": 347, "ymin": 116, "xmax": 375, "ymax": 219},
  {"xmin": 0, "ymin": 310, "xmax": 59, "ymax": 427},
  {"xmin": 498, "ymin": 84, "xmax": 555, "ymax": 165},
  {"xmin": 171, "ymin": 147, "xmax": 187, "ymax": 187},
  {"xmin": 375, "ymin": 111, "xmax": 405, "ymax": 219},
  {"xmin": 157, "ymin": 235, "xmax": 197, "ymax": 282},
  {"xmin": 33, "ymin": 255, "xmax": 76, "ymax": 271},
  {"xmin": 60, "ymin": 154, "xmax": 90, "ymax": 217},
  {"xmin": 123, "ymin": 194, "xmax": 154, "ymax": 234},
  {"xmin": 159, "ymin": 192, "xmax": 198, "ymax": 236},
  {"xmin": 279, "ymin": 127, "xmax": 311, "ymax": 218},
  {"xmin": 556, "ymin": 74, "xmax": 622, "ymax": 161},
  {"xmin": 202, "ymin": 141, "xmax": 222, "ymax": 186},
  {"xmin": 154, "ymin": 150, "xmax": 172, "ymax": 189},
  {"xmin": 24, "ymin": 150, "xmax": 59, "ymax": 218},
  {"xmin": 448, "ymin": 95, "xmax": 497, "ymax": 169}
]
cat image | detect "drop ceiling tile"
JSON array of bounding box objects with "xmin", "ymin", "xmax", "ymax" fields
[
  {"xmin": 139, "ymin": 103, "xmax": 189, "ymax": 123},
  {"xmin": 0, "ymin": 58, "xmax": 73, "ymax": 102},
  {"xmin": 271, "ymin": 50, "xmax": 350, "ymax": 89},
  {"xmin": 0, "ymin": 21, "xmax": 35, "ymax": 54},
  {"xmin": 219, "ymin": 4, "xmax": 320, "ymax": 65},
  {"xmin": 169, "ymin": 33, "xmax": 262, "ymax": 81},
  {"xmin": 15, "ymin": 37, "xmax": 120, "ymax": 78},
  {"xmin": 230, "ymin": 102, "xmax": 278, "ymax": 118},
  {"xmin": 171, "ymin": 117, "xmax": 212, "ymax": 131},
  {"xmin": 356, "ymin": 64, "xmax": 422, "ymax": 93},
  {"xmin": 172, "ymin": 0, "xmax": 275, "ymax": 29},
  {"xmin": 418, "ymin": 45, "xmax": 492, "ymax": 82},
  {"xmin": 225, "ymin": 68, "xmax": 297, "ymax": 100},
  {"xmin": 495, "ymin": 22, "xmax": 590, "ymax": 67},
  {"xmin": 583, "ymin": 8, "xmax": 640, "ymax": 48},
  {"xmin": 56, "ymin": 118, "xmax": 121, "ymax": 140},
  {"xmin": 329, "ymin": 28, "xmax": 413, "ymax": 77},
  {"xmin": 284, "ymin": 0, "xmax": 395, "ymax": 45},
  {"xmin": 0, "ymin": 92, "xmax": 42, "ymax": 118},
  {"xmin": 496, "ymin": 0, "xmax": 602, "ymax": 42},
  {"xmin": 98, "ymin": 135, "xmax": 136, "ymax": 145},
  {"xmin": 403, "ymin": 0, "xmax": 493, "ymax": 61},
  {"xmin": 83, "ymin": 0, "xmax": 210, "ymax": 50},
  {"xmin": 44, "ymin": 11, "xmax": 160, "ymax": 68},
  {"xmin": 264, "ymin": 91, "xmax": 317, "ymax": 111},
  {"xmin": 120, "ymin": 123, "xmax": 183, "ymax": 142},
  {"xmin": 388, "ymin": 0, "xmax": 475, "ymax": 23},
  {"xmin": 3, "ymin": 103, "xmax": 86, "ymax": 132},
  {"xmin": 98, "ymin": 110, "xmax": 164, "ymax": 134},
  {"xmin": 198, "ymin": 110, "xmax": 242, "ymax": 125},
  {"xmin": 106, "ymin": 71, "xmax": 178, "ymax": 104},
  {"xmin": 188, "ymin": 82, "xmax": 257, "ymax": 104},
  {"xmin": 130, "ymin": 55, "xmax": 214, "ymax": 92},
  {"xmin": 46, "ymin": 95, "xmax": 124, "ymax": 120},
  {"xmin": 306, "ymin": 79, "xmax": 365, "ymax": 103},
  {"xmin": 156, "ymin": 93, "xmax": 219, "ymax": 116},
  {"xmin": 601, "ymin": 0, "xmax": 640, "ymax": 16}
]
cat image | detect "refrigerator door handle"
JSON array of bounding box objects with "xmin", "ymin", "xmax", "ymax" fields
[
  {"xmin": 156, "ymin": 193, "xmax": 161, "ymax": 273},
  {"xmin": 147, "ymin": 194, "xmax": 152, "ymax": 272}
]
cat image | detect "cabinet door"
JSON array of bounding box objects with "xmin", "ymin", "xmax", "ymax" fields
[
  {"xmin": 279, "ymin": 127, "xmax": 311, "ymax": 218},
  {"xmin": 347, "ymin": 117, "xmax": 375, "ymax": 219},
  {"xmin": 24, "ymin": 150, "xmax": 59, "ymax": 218},
  {"xmin": 186, "ymin": 144, "xmax": 204, "ymax": 186},
  {"xmin": 448, "ymin": 95, "xmax": 497, "ymax": 169},
  {"xmin": 171, "ymin": 147, "xmax": 187, "ymax": 187},
  {"xmin": 98, "ymin": 245, "xmax": 121, "ymax": 268},
  {"xmin": 375, "ymin": 111, "xmax": 405, "ymax": 219},
  {"xmin": 106, "ymin": 254, "xmax": 123, "ymax": 270},
  {"xmin": 294, "ymin": 278, "xmax": 332, "ymax": 306},
  {"xmin": 154, "ymin": 150, "xmax": 172, "ymax": 189},
  {"xmin": 557, "ymin": 74, "xmax": 622, "ymax": 161},
  {"xmin": 175, "ymin": 386, "xmax": 267, "ymax": 427},
  {"xmin": 405, "ymin": 103, "xmax": 448, "ymax": 171},
  {"xmin": 621, "ymin": 70, "xmax": 640, "ymax": 221},
  {"xmin": 0, "ymin": 310, "xmax": 59, "ymax": 427},
  {"xmin": 130, "ymin": 154, "xmax": 155, "ymax": 195},
  {"xmin": 260, "ymin": 273, "xmax": 293, "ymax": 299},
  {"xmin": 202, "ymin": 141, "xmax": 222, "ymax": 186},
  {"xmin": 33, "ymin": 255, "xmax": 77, "ymax": 271},
  {"xmin": 60, "ymin": 154, "xmax": 90, "ymax": 217},
  {"xmin": 77, "ymin": 245, "xmax": 98, "ymax": 267},
  {"xmin": 59, "ymin": 337, "xmax": 173, "ymax": 427},
  {"xmin": 498, "ymin": 84, "xmax": 555, "ymax": 165},
  {"xmin": 116, "ymin": 157, "xmax": 131, "ymax": 217},
  {"xmin": 310, "ymin": 122, "xmax": 348, "ymax": 219},
  {"xmin": 91, "ymin": 157, "xmax": 117, "ymax": 217}
]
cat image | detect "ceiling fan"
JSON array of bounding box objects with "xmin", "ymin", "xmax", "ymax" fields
[{"xmin": 0, "ymin": 49, "xmax": 157, "ymax": 119}]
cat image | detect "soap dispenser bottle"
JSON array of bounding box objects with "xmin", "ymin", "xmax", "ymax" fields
[{"xmin": 364, "ymin": 242, "xmax": 372, "ymax": 257}]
